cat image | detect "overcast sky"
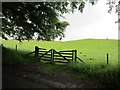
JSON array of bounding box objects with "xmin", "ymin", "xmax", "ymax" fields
[{"xmin": 56, "ymin": 0, "xmax": 118, "ymax": 41}]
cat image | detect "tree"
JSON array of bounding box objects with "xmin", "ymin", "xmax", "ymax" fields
[
  {"xmin": 2, "ymin": 1, "xmax": 86, "ymax": 41},
  {"xmin": 1, "ymin": 0, "xmax": 116, "ymax": 41},
  {"xmin": 106, "ymin": 0, "xmax": 118, "ymax": 13}
]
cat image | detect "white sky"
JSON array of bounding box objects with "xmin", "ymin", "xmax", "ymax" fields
[{"xmin": 56, "ymin": 0, "xmax": 118, "ymax": 41}]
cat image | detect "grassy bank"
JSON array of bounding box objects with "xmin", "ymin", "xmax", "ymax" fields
[
  {"xmin": 2, "ymin": 48, "xmax": 119, "ymax": 87},
  {"xmin": 2, "ymin": 47, "xmax": 36, "ymax": 65},
  {"xmin": 2, "ymin": 39, "xmax": 119, "ymax": 88}
]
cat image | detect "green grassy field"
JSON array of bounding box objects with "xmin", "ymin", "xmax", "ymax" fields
[
  {"xmin": 2, "ymin": 39, "xmax": 118, "ymax": 65},
  {"xmin": 2, "ymin": 39, "xmax": 119, "ymax": 88}
]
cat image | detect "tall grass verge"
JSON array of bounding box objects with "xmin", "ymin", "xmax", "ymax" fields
[
  {"xmin": 66, "ymin": 62, "xmax": 119, "ymax": 88},
  {"xmin": 2, "ymin": 47, "xmax": 36, "ymax": 65}
]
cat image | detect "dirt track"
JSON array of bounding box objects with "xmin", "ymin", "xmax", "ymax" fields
[{"xmin": 2, "ymin": 63, "xmax": 100, "ymax": 88}]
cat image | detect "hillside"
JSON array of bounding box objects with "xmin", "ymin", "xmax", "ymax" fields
[
  {"xmin": 2, "ymin": 39, "xmax": 119, "ymax": 88},
  {"xmin": 3, "ymin": 39, "xmax": 118, "ymax": 65}
]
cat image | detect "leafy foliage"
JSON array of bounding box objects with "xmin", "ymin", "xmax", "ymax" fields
[
  {"xmin": 2, "ymin": 2, "xmax": 86, "ymax": 41},
  {"xmin": 106, "ymin": 0, "xmax": 118, "ymax": 13},
  {"xmin": 2, "ymin": 0, "xmax": 116, "ymax": 41}
]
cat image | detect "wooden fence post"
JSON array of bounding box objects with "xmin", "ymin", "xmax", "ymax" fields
[
  {"xmin": 52, "ymin": 49, "xmax": 54, "ymax": 63},
  {"xmin": 72, "ymin": 50, "xmax": 74, "ymax": 61},
  {"xmin": 75, "ymin": 50, "xmax": 77, "ymax": 62},
  {"xmin": 35, "ymin": 46, "xmax": 39, "ymax": 60},
  {"xmin": 107, "ymin": 53, "xmax": 109, "ymax": 64},
  {"xmin": 51, "ymin": 49, "xmax": 52, "ymax": 62},
  {"xmin": 51, "ymin": 49, "xmax": 54, "ymax": 63},
  {"xmin": 16, "ymin": 45, "xmax": 17, "ymax": 51}
]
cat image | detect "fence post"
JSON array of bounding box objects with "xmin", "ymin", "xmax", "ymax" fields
[
  {"xmin": 72, "ymin": 50, "xmax": 74, "ymax": 61},
  {"xmin": 16, "ymin": 45, "xmax": 17, "ymax": 51},
  {"xmin": 34, "ymin": 46, "xmax": 39, "ymax": 60},
  {"xmin": 75, "ymin": 50, "xmax": 77, "ymax": 62},
  {"xmin": 53, "ymin": 49, "xmax": 54, "ymax": 63},
  {"xmin": 106, "ymin": 53, "xmax": 109, "ymax": 64},
  {"xmin": 51, "ymin": 49, "xmax": 54, "ymax": 63}
]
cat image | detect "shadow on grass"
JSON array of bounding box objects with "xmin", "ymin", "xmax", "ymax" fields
[
  {"xmin": 2, "ymin": 46, "xmax": 37, "ymax": 66},
  {"xmin": 65, "ymin": 62, "xmax": 119, "ymax": 88}
]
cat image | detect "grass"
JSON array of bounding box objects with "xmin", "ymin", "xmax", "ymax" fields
[
  {"xmin": 2, "ymin": 39, "xmax": 118, "ymax": 65},
  {"xmin": 66, "ymin": 62, "xmax": 118, "ymax": 88},
  {"xmin": 2, "ymin": 47, "xmax": 36, "ymax": 65},
  {"xmin": 2, "ymin": 39, "xmax": 119, "ymax": 88}
]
